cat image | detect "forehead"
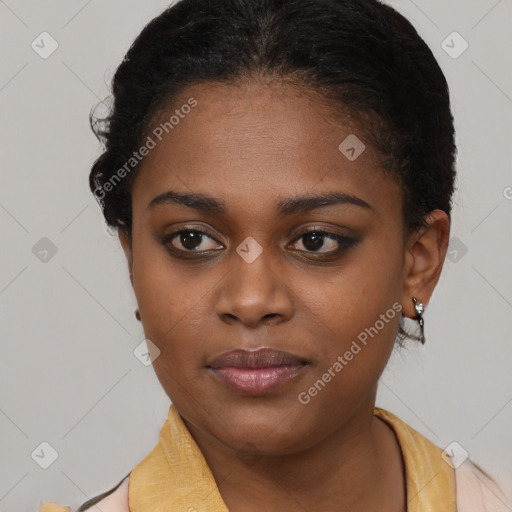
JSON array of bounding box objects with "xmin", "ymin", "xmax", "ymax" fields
[{"xmin": 132, "ymin": 79, "xmax": 401, "ymax": 221}]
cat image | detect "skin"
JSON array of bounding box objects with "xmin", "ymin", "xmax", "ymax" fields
[{"xmin": 119, "ymin": 79, "xmax": 450, "ymax": 511}]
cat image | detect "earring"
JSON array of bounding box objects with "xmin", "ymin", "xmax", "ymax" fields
[
  {"xmin": 135, "ymin": 309, "xmax": 141, "ymax": 321},
  {"xmin": 412, "ymin": 297, "xmax": 425, "ymax": 345}
]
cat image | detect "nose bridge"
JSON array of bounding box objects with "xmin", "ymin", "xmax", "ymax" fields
[{"xmin": 216, "ymin": 238, "xmax": 293, "ymax": 326}]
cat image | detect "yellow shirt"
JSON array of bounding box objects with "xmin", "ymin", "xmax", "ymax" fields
[{"xmin": 41, "ymin": 404, "xmax": 499, "ymax": 512}]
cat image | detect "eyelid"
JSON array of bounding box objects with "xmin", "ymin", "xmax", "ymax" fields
[
  {"xmin": 290, "ymin": 223, "xmax": 357, "ymax": 243},
  {"xmin": 292, "ymin": 224, "xmax": 350, "ymax": 238},
  {"xmin": 162, "ymin": 223, "xmax": 223, "ymax": 240}
]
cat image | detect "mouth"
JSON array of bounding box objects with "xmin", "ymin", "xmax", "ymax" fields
[{"xmin": 206, "ymin": 348, "xmax": 310, "ymax": 395}]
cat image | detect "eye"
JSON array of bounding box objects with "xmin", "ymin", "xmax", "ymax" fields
[
  {"xmin": 288, "ymin": 228, "xmax": 356, "ymax": 255},
  {"xmin": 162, "ymin": 226, "xmax": 357, "ymax": 259},
  {"xmin": 163, "ymin": 228, "xmax": 223, "ymax": 254}
]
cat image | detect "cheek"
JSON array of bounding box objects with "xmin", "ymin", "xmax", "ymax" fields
[
  {"xmin": 292, "ymin": 236, "xmax": 403, "ymax": 394},
  {"xmin": 297, "ymin": 237, "xmax": 403, "ymax": 346},
  {"xmin": 295, "ymin": 290, "xmax": 401, "ymax": 422},
  {"xmin": 131, "ymin": 231, "xmax": 229, "ymax": 382},
  {"xmin": 130, "ymin": 234, "xmax": 203, "ymax": 355}
]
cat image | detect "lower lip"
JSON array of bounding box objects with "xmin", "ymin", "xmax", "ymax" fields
[{"xmin": 210, "ymin": 365, "xmax": 307, "ymax": 394}]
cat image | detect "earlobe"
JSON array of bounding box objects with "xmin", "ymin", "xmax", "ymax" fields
[{"xmin": 401, "ymin": 209, "xmax": 450, "ymax": 318}]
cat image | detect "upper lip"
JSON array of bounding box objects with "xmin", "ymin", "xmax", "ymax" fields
[{"xmin": 207, "ymin": 348, "xmax": 308, "ymax": 369}]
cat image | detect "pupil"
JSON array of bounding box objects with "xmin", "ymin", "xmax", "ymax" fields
[
  {"xmin": 303, "ymin": 232, "xmax": 324, "ymax": 251},
  {"xmin": 181, "ymin": 230, "xmax": 202, "ymax": 250}
]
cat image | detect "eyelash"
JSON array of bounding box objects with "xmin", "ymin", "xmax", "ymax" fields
[{"xmin": 162, "ymin": 226, "xmax": 357, "ymax": 260}]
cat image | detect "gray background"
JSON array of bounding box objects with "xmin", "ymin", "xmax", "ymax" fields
[{"xmin": 0, "ymin": 1, "xmax": 511, "ymax": 510}]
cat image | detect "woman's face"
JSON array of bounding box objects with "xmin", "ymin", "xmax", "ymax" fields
[{"xmin": 122, "ymin": 80, "xmax": 418, "ymax": 455}]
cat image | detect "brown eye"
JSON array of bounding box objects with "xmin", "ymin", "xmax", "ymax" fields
[
  {"xmin": 289, "ymin": 230, "xmax": 356, "ymax": 255},
  {"xmin": 164, "ymin": 229, "xmax": 223, "ymax": 253}
]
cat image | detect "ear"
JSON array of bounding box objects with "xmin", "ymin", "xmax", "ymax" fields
[
  {"xmin": 118, "ymin": 226, "xmax": 134, "ymax": 286},
  {"xmin": 401, "ymin": 209, "xmax": 450, "ymax": 319}
]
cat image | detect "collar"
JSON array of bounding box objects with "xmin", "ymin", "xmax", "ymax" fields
[
  {"xmin": 374, "ymin": 407, "xmax": 456, "ymax": 511},
  {"xmin": 129, "ymin": 404, "xmax": 456, "ymax": 512}
]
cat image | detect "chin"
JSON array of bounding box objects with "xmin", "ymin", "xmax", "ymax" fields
[{"xmin": 207, "ymin": 402, "xmax": 312, "ymax": 456}]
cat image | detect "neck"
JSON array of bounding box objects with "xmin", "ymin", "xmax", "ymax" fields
[{"xmin": 182, "ymin": 390, "xmax": 407, "ymax": 512}]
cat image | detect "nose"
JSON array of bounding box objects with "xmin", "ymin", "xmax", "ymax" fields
[{"xmin": 215, "ymin": 245, "xmax": 294, "ymax": 328}]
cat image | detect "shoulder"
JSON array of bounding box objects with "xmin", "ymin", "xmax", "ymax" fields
[
  {"xmin": 81, "ymin": 475, "xmax": 130, "ymax": 512},
  {"xmin": 455, "ymin": 459, "xmax": 512, "ymax": 512},
  {"xmin": 38, "ymin": 475, "xmax": 130, "ymax": 512}
]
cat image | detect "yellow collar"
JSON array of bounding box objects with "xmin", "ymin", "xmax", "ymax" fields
[
  {"xmin": 128, "ymin": 404, "xmax": 456, "ymax": 511},
  {"xmin": 374, "ymin": 407, "xmax": 456, "ymax": 511}
]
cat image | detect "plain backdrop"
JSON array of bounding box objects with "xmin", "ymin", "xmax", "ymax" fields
[{"xmin": 0, "ymin": 1, "xmax": 511, "ymax": 511}]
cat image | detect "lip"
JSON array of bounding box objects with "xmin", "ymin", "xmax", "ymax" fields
[{"xmin": 207, "ymin": 348, "xmax": 309, "ymax": 395}]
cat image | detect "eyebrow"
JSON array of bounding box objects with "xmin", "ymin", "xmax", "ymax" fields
[{"xmin": 147, "ymin": 190, "xmax": 372, "ymax": 215}]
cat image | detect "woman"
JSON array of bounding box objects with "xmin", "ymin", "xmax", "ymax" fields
[{"xmin": 39, "ymin": 0, "xmax": 511, "ymax": 510}]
